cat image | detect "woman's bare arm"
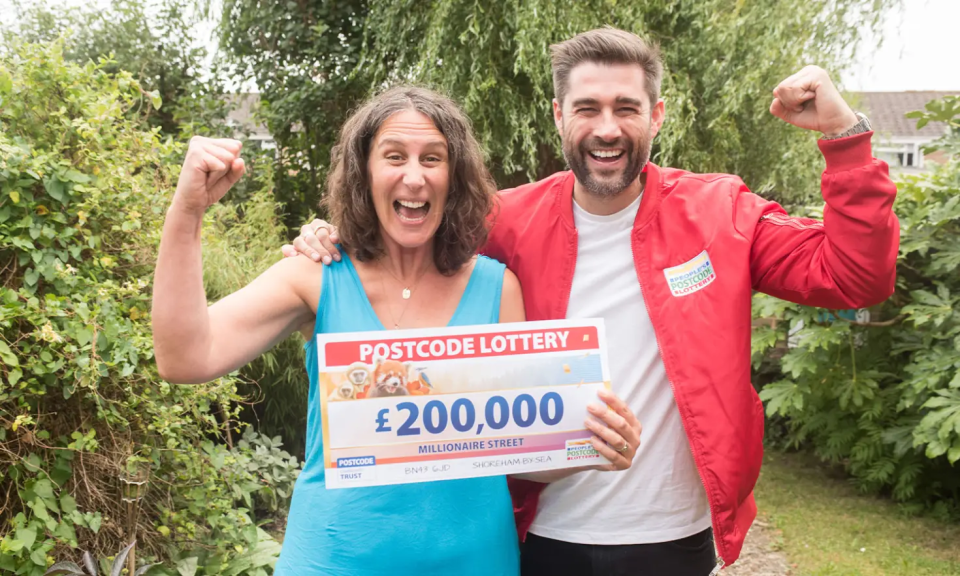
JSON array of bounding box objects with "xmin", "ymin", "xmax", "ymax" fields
[{"xmin": 152, "ymin": 137, "xmax": 318, "ymax": 383}]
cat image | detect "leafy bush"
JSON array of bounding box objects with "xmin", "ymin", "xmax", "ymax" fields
[
  {"xmin": 201, "ymin": 179, "xmax": 310, "ymax": 457},
  {"xmin": 219, "ymin": 428, "xmax": 300, "ymax": 524},
  {"xmin": 753, "ymin": 96, "xmax": 960, "ymax": 517},
  {"xmin": 0, "ymin": 40, "xmax": 293, "ymax": 575}
]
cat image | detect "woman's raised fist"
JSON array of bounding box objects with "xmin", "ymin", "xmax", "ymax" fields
[{"xmin": 172, "ymin": 137, "xmax": 246, "ymax": 216}]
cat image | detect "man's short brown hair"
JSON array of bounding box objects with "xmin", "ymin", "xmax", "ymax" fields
[
  {"xmin": 323, "ymin": 86, "xmax": 496, "ymax": 275},
  {"xmin": 550, "ymin": 27, "xmax": 663, "ymax": 110}
]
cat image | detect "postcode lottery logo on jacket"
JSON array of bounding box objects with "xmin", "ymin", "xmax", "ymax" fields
[{"xmin": 663, "ymin": 250, "xmax": 717, "ymax": 297}]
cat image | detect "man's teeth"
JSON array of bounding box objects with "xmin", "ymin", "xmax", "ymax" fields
[
  {"xmin": 397, "ymin": 199, "xmax": 426, "ymax": 208},
  {"xmin": 591, "ymin": 150, "xmax": 623, "ymax": 158}
]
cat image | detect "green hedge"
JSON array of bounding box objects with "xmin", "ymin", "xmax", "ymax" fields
[{"xmin": 0, "ymin": 40, "xmax": 295, "ymax": 575}]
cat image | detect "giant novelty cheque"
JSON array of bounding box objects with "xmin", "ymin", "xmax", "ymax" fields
[{"xmin": 317, "ymin": 319, "xmax": 611, "ymax": 488}]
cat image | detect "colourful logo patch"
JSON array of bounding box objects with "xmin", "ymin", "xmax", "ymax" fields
[
  {"xmin": 565, "ymin": 439, "xmax": 599, "ymax": 461},
  {"xmin": 663, "ymin": 250, "xmax": 716, "ymax": 297}
]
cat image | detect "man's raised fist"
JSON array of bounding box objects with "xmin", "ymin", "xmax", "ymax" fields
[{"xmin": 770, "ymin": 65, "xmax": 859, "ymax": 138}]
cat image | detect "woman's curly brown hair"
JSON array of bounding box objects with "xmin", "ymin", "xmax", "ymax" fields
[{"xmin": 322, "ymin": 86, "xmax": 496, "ymax": 275}]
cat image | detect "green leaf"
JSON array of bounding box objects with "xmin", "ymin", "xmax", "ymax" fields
[
  {"xmin": 0, "ymin": 341, "xmax": 19, "ymax": 366},
  {"xmin": 51, "ymin": 460, "xmax": 72, "ymax": 487},
  {"xmin": 54, "ymin": 522, "xmax": 77, "ymax": 545},
  {"xmin": 33, "ymin": 479, "xmax": 54, "ymax": 499},
  {"xmin": 60, "ymin": 494, "xmax": 77, "ymax": 514},
  {"xmin": 759, "ymin": 380, "xmax": 804, "ymax": 417},
  {"xmin": 76, "ymin": 328, "xmax": 92, "ymax": 347},
  {"xmin": 30, "ymin": 546, "xmax": 46, "ymax": 566},
  {"xmin": 176, "ymin": 556, "xmax": 198, "ymax": 576},
  {"xmin": 87, "ymin": 513, "xmax": 102, "ymax": 533},
  {"xmin": 8, "ymin": 368, "xmax": 22, "ymax": 385},
  {"xmin": 24, "ymin": 453, "xmax": 42, "ymax": 472},
  {"xmin": 3, "ymin": 538, "xmax": 24, "ymax": 553},
  {"xmin": 44, "ymin": 177, "xmax": 66, "ymax": 203},
  {"xmin": 948, "ymin": 444, "xmax": 960, "ymax": 464},
  {"xmin": 29, "ymin": 498, "xmax": 49, "ymax": 521},
  {"xmin": 16, "ymin": 526, "xmax": 36, "ymax": 550},
  {"xmin": 61, "ymin": 170, "xmax": 91, "ymax": 184},
  {"xmin": 781, "ymin": 348, "xmax": 819, "ymax": 378}
]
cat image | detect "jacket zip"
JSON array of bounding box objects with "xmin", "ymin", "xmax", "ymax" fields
[{"xmin": 630, "ymin": 229, "xmax": 727, "ymax": 565}]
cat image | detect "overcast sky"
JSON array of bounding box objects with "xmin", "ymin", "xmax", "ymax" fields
[
  {"xmin": 842, "ymin": 0, "xmax": 960, "ymax": 92},
  {"xmin": 2, "ymin": 0, "xmax": 957, "ymax": 92}
]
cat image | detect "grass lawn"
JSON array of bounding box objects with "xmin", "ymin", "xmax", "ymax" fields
[{"xmin": 754, "ymin": 450, "xmax": 960, "ymax": 575}]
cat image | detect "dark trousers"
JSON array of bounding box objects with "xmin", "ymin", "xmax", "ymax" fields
[{"xmin": 519, "ymin": 529, "xmax": 718, "ymax": 576}]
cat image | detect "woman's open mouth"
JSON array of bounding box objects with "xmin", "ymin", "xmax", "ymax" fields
[{"xmin": 394, "ymin": 199, "xmax": 431, "ymax": 223}]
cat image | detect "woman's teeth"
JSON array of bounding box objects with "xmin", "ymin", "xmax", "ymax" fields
[{"xmin": 394, "ymin": 199, "xmax": 430, "ymax": 222}]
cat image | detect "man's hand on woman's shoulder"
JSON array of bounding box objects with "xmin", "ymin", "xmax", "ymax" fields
[{"xmin": 282, "ymin": 219, "xmax": 341, "ymax": 264}]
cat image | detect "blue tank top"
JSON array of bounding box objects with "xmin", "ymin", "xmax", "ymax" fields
[{"xmin": 274, "ymin": 253, "xmax": 520, "ymax": 576}]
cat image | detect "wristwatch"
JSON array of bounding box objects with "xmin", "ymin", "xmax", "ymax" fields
[{"xmin": 823, "ymin": 112, "xmax": 871, "ymax": 140}]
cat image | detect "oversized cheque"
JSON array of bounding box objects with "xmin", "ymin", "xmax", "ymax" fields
[{"xmin": 317, "ymin": 319, "xmax": 611, "ymax": 489}]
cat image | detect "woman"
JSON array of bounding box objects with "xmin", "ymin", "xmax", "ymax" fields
[{"xmin": 152, "ymin": 87, "xmax": 639, "ymax": 575}]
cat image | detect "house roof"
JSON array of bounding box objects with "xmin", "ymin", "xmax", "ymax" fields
[
  {"xmin": 853, "ymin": 91, "xmax": 960, "ymax": 139},
  {"xmin": 225, "ymin": 93, "xmax": 271, "ymax": 138}
]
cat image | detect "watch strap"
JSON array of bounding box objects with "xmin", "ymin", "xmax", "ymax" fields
[{"xmin": 823, "ymin": 112, "xmax": 871, "ymax": 140}]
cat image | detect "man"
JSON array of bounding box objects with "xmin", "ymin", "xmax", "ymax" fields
[{"xmin": 283, "ymin": 28, "xmax": 898, "ymax": 575}]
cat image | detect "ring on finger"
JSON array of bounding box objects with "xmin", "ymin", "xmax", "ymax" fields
[
  {"xmin": 615, "ymin": 441, "xmax": 629, "ymax": 453},
  {"xmin": 312, "ymin": 224, "xmax": 328, "ymax": 235}
]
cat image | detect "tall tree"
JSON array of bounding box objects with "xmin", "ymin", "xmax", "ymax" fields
[
  {"xmin": 221, "ymin": 0, "xmax": 895, "ymax": 215},
  {"xmin": 220, "ymin": 0, "xmax": 370, "ymax": 230},
  {"xmin": 360, "ymin": 0, "xmax": 895, "ymax": 197},
  {"xmin": 5, "ymin": 0, "xmax": 229, "ymax": 136}
]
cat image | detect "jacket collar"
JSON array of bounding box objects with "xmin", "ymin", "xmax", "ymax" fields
[{"xmin": 556, "ymin": 162, "xmax": 663, "ymax": 231}]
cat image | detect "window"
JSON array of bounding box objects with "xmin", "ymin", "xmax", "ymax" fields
[
  {"xmin": 880, "ymin": 142, "xmax": 924, "ymax": 169},
  {"xmin": 897, "ymin": 152, "xmax": 916, "ymax": 167}
]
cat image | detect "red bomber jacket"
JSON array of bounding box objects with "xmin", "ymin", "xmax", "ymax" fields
[{"xmin": 481, "ymin": 132, "xmax": 899, "ymax": 566}]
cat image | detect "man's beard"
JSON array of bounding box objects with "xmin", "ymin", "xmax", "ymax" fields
[{"xmin": 562, "ymin": 128, "xmax": 651, "ymax": 198}]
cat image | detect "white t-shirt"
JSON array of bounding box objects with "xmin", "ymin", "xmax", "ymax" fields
[{"xmin": 527, "ymin": 193, "xmax": 712, "ymax": 544}]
